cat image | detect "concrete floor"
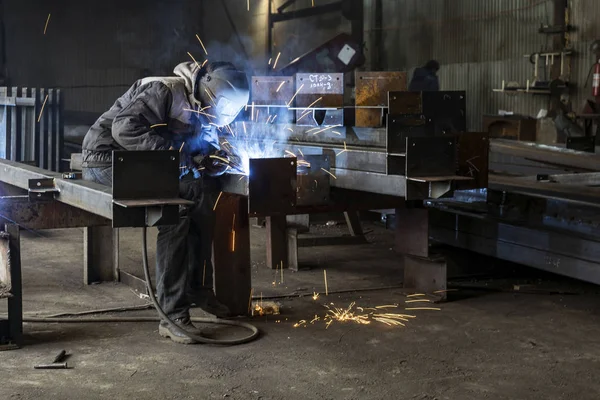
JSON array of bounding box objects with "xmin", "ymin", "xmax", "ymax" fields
[{"xmin": 3, "ymin": 222, "xmax": 600, "ymax": 399}]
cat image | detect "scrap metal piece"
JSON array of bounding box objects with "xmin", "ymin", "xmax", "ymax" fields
[{"xmin": 34, "ymin": 363, "xmax": 68, "ymax": 370}]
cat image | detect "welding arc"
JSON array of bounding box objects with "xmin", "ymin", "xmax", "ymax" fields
[{"xmin": 141, "ymin": 227, "xmax": 260, "ymax": 345}]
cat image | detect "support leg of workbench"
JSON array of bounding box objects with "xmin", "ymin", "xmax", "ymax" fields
[
  {"xmin": 266, "ymin": 215, "xmax": 287, "ymax": 270},
  {"xmin": 396, "ymin": 205, "xmax": 447, "ymax": 299},
  {"xmin": 6, "ymin": 224, "xmax": 22, "ymax": 347},
  {"xmin": 344, "ymin": 211, "xmax": 364, "ymax": 237},
  {"xmin": 83, "ymin": 226, "xmax": 118, "ymax": 284},
  {"xmin": 213, "ymin": 193, "xmax": 252, "ymax": 316}
]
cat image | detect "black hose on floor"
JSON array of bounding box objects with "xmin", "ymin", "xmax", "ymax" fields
[{"xmin": 140, "ymin": 227, "xmax": 260, "ymax": 345}]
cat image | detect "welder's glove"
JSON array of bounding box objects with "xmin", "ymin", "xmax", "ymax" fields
[{"xmin": 194, "ymin": 150, "xmax": 230, "ymax": 177}]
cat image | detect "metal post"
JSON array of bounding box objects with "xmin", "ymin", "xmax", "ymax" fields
[
  {"xmin": 6, "ymin": 223, "xmax": 22, "ymax": 347},
  {"xmin": 83, "ymin": 226, "xmax": 118, "ymax": 284},
  {"xmin": 266, "ymin": 215, "xmax": 287, "ymax": 270},
  {"xmin": 213, "ymin": 193, "xmax": 252, "ymax": 316},
  {"xmin": 344, "ymin": 211, "xmax": 364, "ymax": 237}
]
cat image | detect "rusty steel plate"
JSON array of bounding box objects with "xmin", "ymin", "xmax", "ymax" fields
[
  {"xmin": 251, "ymin": 76, "xmax": 294, "ymax": 105},
  {"xmin": 0, "ymin": 233, "xmax": 11, "ymax": 298},
  {"xmin": 355, "ymin": 71, "xmax": 407, "ymax": 127}
]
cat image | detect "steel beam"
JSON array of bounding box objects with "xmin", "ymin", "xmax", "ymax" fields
[
  {"xmin": 0, "ymin": 158, "xmax": 114, "ymax": 219},
  {"xmin": 490, "ymin": 139, "xmax": 600, "ymax": 172}
]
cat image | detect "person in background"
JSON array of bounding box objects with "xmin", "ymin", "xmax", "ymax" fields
[{"xmin": 408, "ymin": 60, "xmax": 440, "ymax": 92}]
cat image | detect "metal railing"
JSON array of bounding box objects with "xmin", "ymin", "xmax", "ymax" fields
[{"xmin": 0, "ymin": 87, "xmax": 64, "ymax": 172}]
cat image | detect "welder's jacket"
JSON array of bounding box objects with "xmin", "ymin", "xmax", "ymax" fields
[{"xmin": 82, "ymin": 62, "xmax": 219, "ymax": 167}]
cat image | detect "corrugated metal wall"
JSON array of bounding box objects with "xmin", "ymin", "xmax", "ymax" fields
[{"xmin": 366, "ymin": 0, "xmax": 559, "ymax": 130}]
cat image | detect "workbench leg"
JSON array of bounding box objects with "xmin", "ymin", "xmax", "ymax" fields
[
  {"xmin": 395, "ymin": 206, "xmax": 429, "ymax": 258},
  {"xmin": 83, "ymin": 226, "xmax": 118, "ymax": 284},
  {"xmin": 266, "ymin": 215, "xmax": 287, "ymax": 270},
  {"xmin": 396, "ymin": 206, "xmax": 447, "ymax": 299},
  {"xmin": 286, "ymin": 228, "xmax": 299, "ymax": 272},
  {"xmin": 213, "ymin": 193, "xmax": 251, "ymax": 316},
  {"xmin": 344, "ymin": 211, "xmax": 364, "ymax": 237},
  {"xmin": 403, "ymin": 255, "xmax": 447, "ymax": 301},
  {"xmin": 6, "ymin": 224, "xmax": 22, "ymax": 347}
]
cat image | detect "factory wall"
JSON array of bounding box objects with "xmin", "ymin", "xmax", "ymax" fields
[
  {"xmin": 2, "ymin": 0, "xmax": 346, "ymax": 120},
  {"xmin": 364, "ymin": 0, "xmax": 561, "ymax": 131},
  {"xmin": 6, "ymin": 0, "xmax": 598, "ymax": 132}
]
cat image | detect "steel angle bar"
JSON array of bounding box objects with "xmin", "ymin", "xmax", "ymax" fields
[
  {"xmin": 330, "ymin": 168, "xmax": 406, "ymax": 197},
  {"xmin": 0, "ymin": 158, "xmax": 114, "ymax": 219},
  {"xmin": 490, "ymin": 139, "xmax": 600, "ymax": 172}
]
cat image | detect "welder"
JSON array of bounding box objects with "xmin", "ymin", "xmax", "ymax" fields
[{"xmin": 81, "ymin": 61, "xmax": 250, "ymax": 344}]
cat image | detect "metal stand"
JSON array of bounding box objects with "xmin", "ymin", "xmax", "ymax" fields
[
  {"xmin": 396, "ymin": 206, "xmax": 447, "ymax": 300},
  {"xmin": 0, "ymin": 224, "xmax": 22, "ymax": 349},
  {"xmin": 213, "ymin": 193, "xmax": 252, "ymax": 316}
]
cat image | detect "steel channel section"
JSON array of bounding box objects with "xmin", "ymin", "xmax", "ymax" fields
[
  {"xmin": 0, "ymin": 158, "xmax": 114, "ymax": 219},
  {"xmin": 490, "ymin": 139, "xmax": 600, "ymax": 172},
  {"xmin": 429, "ymin": 210, "xmax": 600, "ymax": 285}
]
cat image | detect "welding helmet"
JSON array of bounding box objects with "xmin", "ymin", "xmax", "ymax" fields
[{"xmin": 198, "ymin": 62, "xmax": 249, "ymax": 127}]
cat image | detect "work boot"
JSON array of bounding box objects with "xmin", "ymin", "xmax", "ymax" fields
[
  {"xmin": 193, "ymin": 290, "xmax": 232, "ymax": 318},
  {"xmin": 158, "ymin": 316, "xmax": 202, "ymax": 344}
]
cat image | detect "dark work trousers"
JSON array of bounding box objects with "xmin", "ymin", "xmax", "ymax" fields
[{"xmin": 83, "ymin": 167, "xmax": 219, "ymax": 320}]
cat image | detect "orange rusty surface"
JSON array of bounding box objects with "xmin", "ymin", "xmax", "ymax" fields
[{"xmin": 355, "ymin": 71, "xmax": 407, "ymax": 127}]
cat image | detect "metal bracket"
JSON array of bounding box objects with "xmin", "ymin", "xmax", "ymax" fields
[{"xmin": 28, "ymin": 178, "xmax": 58, "ymax": 201}]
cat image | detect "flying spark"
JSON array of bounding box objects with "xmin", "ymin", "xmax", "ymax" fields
[
  {"xmin": 297, "ymin": 148, "xmax": 304, "ymax": 157},
  {"xmin": 407, "ymin": 293, "xmax": 426, "ymax": 297},
  {"xmin": 37, "ymin": 94, "xmax": 49, "ymax": 122},
  {"xmin": 273, "ymin": 52, "xmax": 281, "ymax": 69},
  {"xmin": 433, "ymin": 289, "xmax": 458, "ymax": 294},
  {"xmin": 179, "ymin": 142, "xmax": 185, "ymax": 152},
  {"xmin": 247, "ymin": 0, "xmax": 250, "ymax": 11},
  {"xmin": 271, "ymin": 115, "xmax": 278, "ymax": 123},
  {"xmin": 242, "ymin": 121, "xmax": 247, "ymax": 134},
  {"xmin": 405, "ymin": 299, "xmax": 432, "ymax": 303},
  {"xmin": 287, "ymin": 84, "xmax": 304, "ymax": 106},
  {"xmin": 195, "ymin": 34, "xmax": 208, "ymax": 55},
  {"xmin": 276, "ymin": 81, "xmax": 286, "ymax": 92},
  {"xmin": 150, "ymin": 123, "xmax": 168, "ymax": 129},
  {"xmin": 183, "ymin": 108, "xmax": 215, "ymax": 119},
  {"xmin": 231, "ymin": 230, "xmax": 236, "ymax": 252},
  {"xmin": 312, "ymin": 292, "xmax": 320, "ymax": 301},
  {"xmin": 187, "ymin": 51, "xmax": 200, "ymax": 69},
  {"xmin": 201, "ymin": 59, "xmax": 208, "ymax": 67},
  {"xmin": 332, "ymin": 130, "xmax": 342, "ymax": 135},
  {"xmin": 209, "ymin": 154, "xmax": 230, "ymax": 164},
  {"xmin": 213, "ymin": 191, "xmax": 223, "ymax": 211},
  {"xmin": 324, "ymin": 270, "xmax": 329, "ymax": 295},
  {"xmin": 405, "ymin": 307, "xmax": 441, "ymax": 311},
  {"xmin": 287, "ymin": 127, "xmax": 294, "ymax": 132},
  {"xmin": 268, "ymin": 58, "xmax": 272, "ymax": 65},
  {"xmin": 285, "ymin": 150, "xmax": 296, "ymax": 157},
  {"xmin": 251, "ymin": 101, "xmax": 255, "ymax": 121},
  {"xmin": 321, "ymin": 168, "xmax": 337, "ymax": 180},
  {"xmin": 43, "ymin": 13, "xmax": 51, "ymax": 35},
  {"xmin": 296, "ymin": 110, "xmax": 312, "ymax": 122}
]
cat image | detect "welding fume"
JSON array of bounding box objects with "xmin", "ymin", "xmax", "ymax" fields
[{"xmin": 80, "ymin": 60, "xmax": 259, "ymax": 345}]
